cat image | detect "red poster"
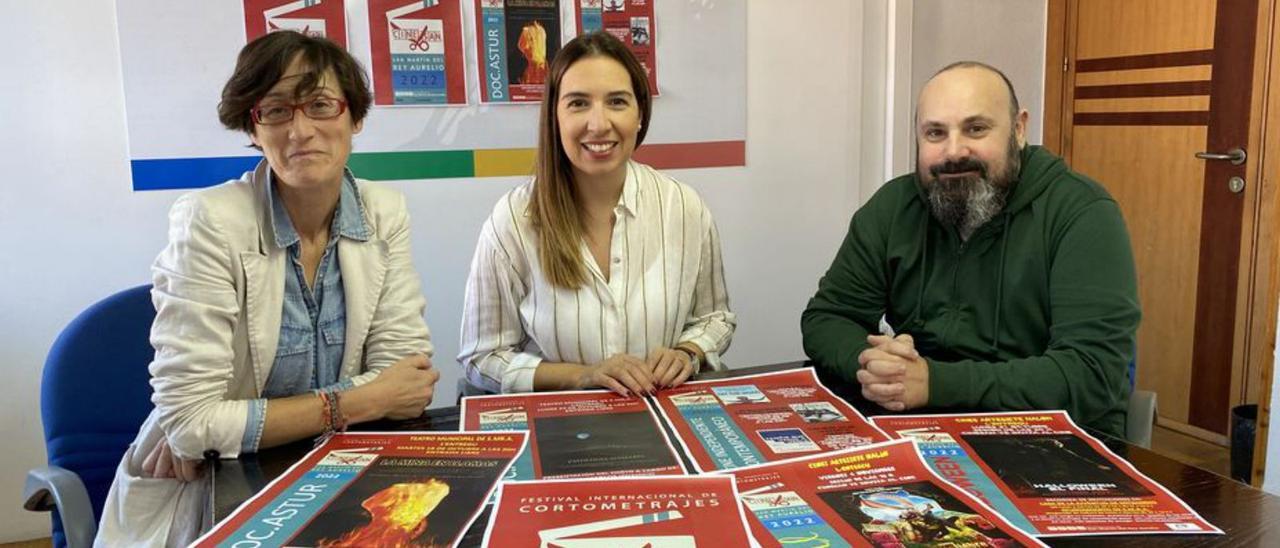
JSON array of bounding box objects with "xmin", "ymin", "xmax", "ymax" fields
[
  {"xmin": 574, "ymin": 0, "xmax": 658, "ymax": 95},
  {"xmin": 368, "ymin": 0, "xmax": 467, "ymax": 105},
  {"xmin": 652, "ymin": 369, "xmax": 890, "ymax": 472},
  {"xmin": 482, "ymin": 475, "xmax": 753, "ymax": 547},
  {"xmin": 461, "ymin": 390, "xmax": 686, "ymax": 480},
  {"xmin": 243, "ymin": 0, "xmax": 348, "ymax": 48},
  {"xmin": 728, "ymin": 439, "xmax": 1047, "ymax": 548},
  {"xmin": 872, "ymin": 411, "xmax": 1223, "ymax": 536},
  {"xmin": 193, "ymin": 432, "xmax": 526, "ymax": 547}
]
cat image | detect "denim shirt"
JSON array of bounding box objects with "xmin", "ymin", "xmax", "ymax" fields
[{"xmin": 241, "ymin": 171, "xmax": 371, "ymax": 452}]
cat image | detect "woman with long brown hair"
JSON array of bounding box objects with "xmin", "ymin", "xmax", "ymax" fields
[{"xmin": 459, "ymin": 31, "xmax": 734, "ymax": 396}]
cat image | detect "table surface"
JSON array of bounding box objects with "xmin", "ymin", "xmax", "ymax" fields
[{"xmin": 210, "ymin": 362, "xmax": 1280, "ymax": 547}]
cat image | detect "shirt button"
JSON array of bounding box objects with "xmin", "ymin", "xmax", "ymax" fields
[{"xmin": 613, "ymin": 257, "xmax": 621, "ymax": 264}]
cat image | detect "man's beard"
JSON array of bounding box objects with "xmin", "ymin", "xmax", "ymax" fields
[{"xmin": 922, "ymin": 134, "xmax": 1021, "ymax": 241}]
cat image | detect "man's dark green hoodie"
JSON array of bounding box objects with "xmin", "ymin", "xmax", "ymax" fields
[{"xmin": 801, "ymin": 145, "xmax": 1140, "ymax": 438}]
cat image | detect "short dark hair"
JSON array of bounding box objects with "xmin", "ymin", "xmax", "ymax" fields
[
  {"xmin": 932, "ymin": 61, "xmax": 1020, "ymax": 121},
  {"xmin": 217, "ymin": 31, "xmax": 372, "ymax": 136}
]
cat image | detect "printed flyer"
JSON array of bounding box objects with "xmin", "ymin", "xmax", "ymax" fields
[
  {"xmin": 243, "ymin": 0, "xmax": 348, "ymax": 47},
  {"xmin": 872, "ymin": 411, "xmax": 1222, "ymax": 536},
  {"xmin": 482, "ymin": 475, "xmax": 754, "ymax": 547},
  {"xmin": 574, "ymin": 0, "xmax": 659, "ymax": 95},
  {"xmin": 461, "ymin": 390, "xmax": 686, "ymax": 481},
  {"xmin": 653, "ymin": 368, "xmax": 890, "ymax": 472},
  {"xmin": 368, "ymin": 0, "xmax": 467, "ymax": 105},
  {"xmin": 727, "ymin": 438, "xmax": 1047, "ymax": 548},
  {"xmin": 193, "ymin": 431, "xmax": 526, "ymax": 547},
  {"xmin": 474, "ymin": 0, "xmax": 561, "ymax": 102}
]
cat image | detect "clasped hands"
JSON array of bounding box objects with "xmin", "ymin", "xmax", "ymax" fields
[
  {"xmin": 857, "ymin": 334, "xmax": 929, "ymax": 411},
  {"xmin": 580, "ymin": 347, "xmax": 697, "ymax": 397}
]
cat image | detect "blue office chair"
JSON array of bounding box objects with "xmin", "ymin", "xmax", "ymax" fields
[{"xmin": 23, "ymin": 285, "xmax": 156, "ymax": 548}]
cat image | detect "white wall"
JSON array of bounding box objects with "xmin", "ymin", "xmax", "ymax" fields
[
  {"xmin": 910, "ymin": 0, "xmax": 1048, "ymax": 147},
  {"xmin": 0, "ymin": 1, "xmax": 872, "ymax": 540},
  {"xmin": 1264, "ymin": 305, "xmax": 1280, "ymax": 495}
]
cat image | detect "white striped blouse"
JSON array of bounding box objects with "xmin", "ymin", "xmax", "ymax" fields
[{"xmin": 459, "ymin": 161, "xmax": 736, "ymax": 393}]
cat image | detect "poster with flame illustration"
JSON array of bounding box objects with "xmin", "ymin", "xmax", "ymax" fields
[
  {"xmin": 461, "ymin": 389, "xmax": 686, "ymax": 482},
  {"xmin": 652, "ymin": 368, "xmax": 890, "ymax": 473},
  {"xmin": 368, "ymin": 0, "xmax": 467, "ymax": 105},
  {"xmin": 573, "ymin": 0, "xmax": 658, "ymax": 96},
  {"xmin": 193, "ymin": 431, "xmax": 526, "ymax": 547},
  {"xmin": 481, "ymin": 475, "xmax": 753, "ymax": 547},
  {"xmin": 243, "ymin": 0, "xmax": 348, "ymax": 47},
  {"xmin": 473, "ymin": 0, "xmax": 561, "ymax": 102},
  {"xmin": 872, "ymin": 411, "xmax": 1223, "ymax": 537},
  {"xmin": 724, "ymin": 438, "xmax": 1047, "ymax": 548}
]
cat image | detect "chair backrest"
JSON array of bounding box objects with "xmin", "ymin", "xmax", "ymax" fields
[{"xmin": 40, "ymin": 284, "xmax": 156, "ymax": 545}]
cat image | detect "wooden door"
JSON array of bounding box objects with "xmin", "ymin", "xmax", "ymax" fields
[{"xmin": 1046, "ymin": 0, "xmax": 1272, "ymax": 439}]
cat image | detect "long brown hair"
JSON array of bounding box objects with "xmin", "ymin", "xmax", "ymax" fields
[{"xmin": 529, "ymin": 31, "xmax": 653, "ymax": 288}]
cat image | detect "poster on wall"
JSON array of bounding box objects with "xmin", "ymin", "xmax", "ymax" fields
[
  {"xmin": 192, "ymin": 432, "xmax": 525, "ymax": 547},
  {"xmin": 574, "ymin": 0, "xmax": 658, "ymax": 95},
  {"xmin": 243, "ymin": 0, "xmax": 349, "ymax": 47},
  {"xmin": 726, "ymin": 439, "xmax": 1047, "ymax": 548},
  {"xmin": 872, "ymin": 411, "xmax": 1223, "ymax": 536},
  {"xmin": 368, "ymin": 0, "xmax": 468, "ymax": 105},
  {"xmin": 481, "ymin": 476, "xmax": 754, "ymax": 547},
  {"xmin": 474, "ymin": 0, "xmax": 562, "ymax": 103},
  {"xmin": 118, "ymin": 0, "xmax": 746, "ymax": 190}
]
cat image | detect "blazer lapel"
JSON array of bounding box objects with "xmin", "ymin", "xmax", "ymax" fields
[
  {"xmin": 242, "ymin": 162, "xmax": 286, "ymax": 395},
  {"xmin": 339, "ymin": 237, "xmax": 389, "ymax": 377}
]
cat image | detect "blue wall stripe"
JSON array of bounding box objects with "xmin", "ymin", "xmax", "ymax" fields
[{"xmin": 131, "ymin": 156, "xmax": 262, "ymax": 191}]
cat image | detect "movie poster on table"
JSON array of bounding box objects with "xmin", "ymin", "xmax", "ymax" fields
[
  {"xmin": 244, "ymin": 0, "xmax": 349, "ymax": 47},
  {"xmin": 652, "ymin": 368, "xmax": 890, "ymax": 472},
  {"xmin": 726, "ymin": 438, "xmax": 1047, "ymax": 548},
  {"xmin": 574, "ymin": 0, "xmax": 658, "ymax": 95},
  {"xmin": 368, "ymin": 0, "xmax": 467, "ymax": 105},
  {"xmin": 193, "ymin": 432, "xmax": 526, "ymax": 548},
  {"xmin": 474, "ymin": 0, "xmax": 561, "ymax": 103},
  {"xmin": 482, "ymin": 475, "xmax": 754, "ymax": 547},
  {"xmin": 872, "ymin": 411, "xmax": 1222, "ymax": 536},
  {"xmin": 461, "ymin": 389, "xmax": 686, "ymax": 482}
]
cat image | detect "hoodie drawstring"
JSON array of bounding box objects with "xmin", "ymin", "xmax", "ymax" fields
[
  {"xmin": 912, "ymin": 213, "xmax": 929, "ymax": 331},
  {"xmin": 992, "ymin": 214, "xmax": 1011, "ymax": 351}
]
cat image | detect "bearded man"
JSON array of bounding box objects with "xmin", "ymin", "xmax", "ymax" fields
[{"xmin": 801, "ymin": 62, "xmax": 1140, "ymax": 438}]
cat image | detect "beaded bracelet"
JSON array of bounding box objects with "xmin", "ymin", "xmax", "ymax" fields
[{"xmin": 314, "ymin": 390, "xmax": 348, "ymax": 447}]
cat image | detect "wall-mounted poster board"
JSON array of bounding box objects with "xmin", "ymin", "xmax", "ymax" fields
[{"xmin": 115, "ymin": 0, "xmax": 745, "ymax": 191}]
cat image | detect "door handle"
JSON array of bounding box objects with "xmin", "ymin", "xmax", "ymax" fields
[{"xmin": 1195, "ymin": 147, "xmax": 1247, "ymax": 165}]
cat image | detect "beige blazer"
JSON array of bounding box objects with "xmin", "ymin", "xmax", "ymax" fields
[{"xmin": 96, "ymin": 161, "xmax": 432, "ymax": 546}]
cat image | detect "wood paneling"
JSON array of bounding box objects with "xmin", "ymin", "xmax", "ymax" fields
[
  {"xmin": 1073, "ymin": 111, "xmax": 1209, "ymax": 125},
  {"xmin": 1072, "ymin": 126, "xmax": 1209, "ymax": 424},
  {"xmin": 1076, "ymin": 81, "xmax": 1212, "ymax": 98},
  {"xmin": 1076, "ymin": 65, "xmax": 1214, "ymax": 86},
  {"xmin": 1076, "ymin": 0, "xmax": 1216, "ymax": 59},
  {"xmin": 1074, "ymin": 96, "xmax": 1211, "ymax": 112}
]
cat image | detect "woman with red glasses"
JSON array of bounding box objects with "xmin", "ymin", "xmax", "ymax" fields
[{"xmin": 98, "ymin": 30, "xmax": 438, "ymax": 545}]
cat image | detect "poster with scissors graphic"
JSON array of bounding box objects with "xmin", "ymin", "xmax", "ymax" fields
[
  {"xmin": 192, "ymin": 432, "xmax": 525, "ymax": 548},
  {"xmin": 725, "ymin": 439, "xmax": 1047, "ymax": 548},
  {"xmin": 482, "ymin": 475, "xmax": 753, "ymax": 547},
  {"xmin": 574, "ymin": 0, "xmax": 658, "ymax": 95},
  {"xmin": 243, "ymin": 0, "xmax": 349, "ymax": 48},
  {"xmin": 473, "ymin": 0, "xmax": 561, "ymax": 103},
  {"xmin": 368, "ymin": 0, "xmax": 468, "ymax": 105}
]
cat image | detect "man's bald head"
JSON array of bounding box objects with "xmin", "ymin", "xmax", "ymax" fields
[{"xmin": 920, "ymin": 61, "xmax": 1020, "ymax": 125}]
